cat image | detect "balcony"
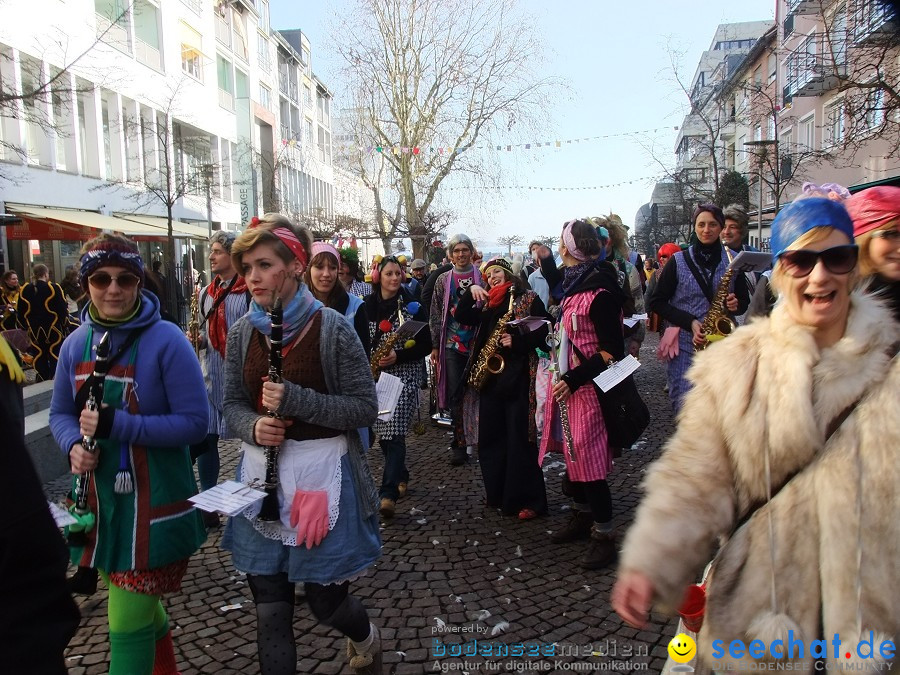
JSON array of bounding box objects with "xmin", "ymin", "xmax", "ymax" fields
[
  {"xmin": 218, "ymin": 88, "xmax": 235, "ymax": 111},
  {"xmin": 96, "ymin": 13, "xmax": 132, "ymax": 54},
  {"xmin": 136, "ymin": 39, "xmax": 162, "ymax": 72},
  {"xmin": 783, "ymin": 13, "xmax": 795, "ymax": 37},
  {"xmin": 784, "ymin": 49, "xmax": 846, "ymax": 98},
  {"xmin": 786, "ymin": 0, "xmax": 820, "ymax": 16},
  {"xmin": 853, "ymin": 0, "xmax": 897, "ymax": 44},
  {"xmin": 258, "ymin": 53, "xmax": 272, "ymax": 74},
  {"xmin": 278, "ymin": 74, "xmax": 299, "ymax": 103},
  {"xmin": 215, "ymin": 12, "xmax": 231, "ymax": 48}
]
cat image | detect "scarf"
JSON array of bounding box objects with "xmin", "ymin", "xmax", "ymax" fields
[
  {"xmin": 248, "ymin": 283, "xmax": 323, "ymax": 347},
  {"xmin": 693, "ymin": 241, "xmax": 723, "ymax": 272},
  {"xmin": 561, "ymin": 251, "xmax": 607, "ymax": 297},
  {"xmin": 487, "ymin": 281, "xmax": 514, "ymax": 308},
  {"xmin": 207, "ymin": 275, "xmax": 248, "ymax": 357}
]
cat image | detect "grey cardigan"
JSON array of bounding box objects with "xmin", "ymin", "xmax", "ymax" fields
[{"xmin": 223, "ymin": 307, "xmax": 380, "ymax": 519}]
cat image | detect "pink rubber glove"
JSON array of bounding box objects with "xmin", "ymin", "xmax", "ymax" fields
[
  {"xmin": 657, "ymin": 326, "xmax": 681, "ymax": 362},
  {"xmin": 289, "ymin": 490, "xmax": 329, "ymax": 549}
]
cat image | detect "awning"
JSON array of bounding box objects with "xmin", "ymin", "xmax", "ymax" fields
[
  {"xmin": 848, "ymin": 175, "xmax": 900, "ymax": 194},
  {"xmin": 113, "ymin": 213, "xmax": 210, "ymax": 240},
  {"xmin": 5, "ymin": 204, "xmax": 163, "ymax": 241}
]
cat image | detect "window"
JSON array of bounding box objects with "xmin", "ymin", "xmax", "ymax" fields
[
  {"xmin": 767, "ymin": 115, "xmax": 776, "ymax": 141},
  {"xmin": 738, "ymin": 134, "xmax": 747, "ymax": 164},
  {"xmin": 256, "ymin": 0, "xmax": 269, "ymax": 29},
  {"xmin": 232, "ymin": 8, "xmax": 248, "ymax": 61},
  {"xmin": 864, "ymin": 88, "xmax": 885, "ymax": 129},
  {"xmin": 95, "ymin": 0, "xmax": 132, "ymax": 52},
  {"xmin": 683, "ymin": 168, "xmax": 705, "ymax": 183},
  {"xmin": 726, "ymin": 142, "xmax": 736, "ymax": 169},
  {"xmin": 259, "ymin": 84, "xmax": 271, "ymax": 111},
  {"xmin": 217, "ymin": 56, "xmax": 234, "ymax": 110},
  {"xmin": 181, "ymin": 23, "xmax": 203, "ymax": 80},
  {"xmin": 257, "ymin": 34, "xmax": 271, "ymax": 72},
  {"xmin": 305, "ymin": 118, "xmax": 313, "ymax": 145},
  {"xmin": 767, "ymin": 52, "xmax": 777, "ymax": 80},
  {"xmin": 800, "ymin": 115, "xmax": 815, "ymax": 151},
  {"xmin": 831, "ymin": 6, "xmax": 847, "ymax": 68},
  {"xmin": 754, "ymin": 125, "xmax": 762, "ymax": 142},
  {"xmin": 304, "ymin": 83, "xmax": 312, "ymax": 109},
  {"xmin": 134, "ymin": 0, "xmax": 162, "ymax": 71},
  {"xmin": 824, "ymin": 101, "xmax": 844, "ymax": 146}
]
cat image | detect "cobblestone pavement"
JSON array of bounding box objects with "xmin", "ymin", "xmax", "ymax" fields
[{"xmin": 46, "ymin": 334, "xmax": 680, "ymax": 674}]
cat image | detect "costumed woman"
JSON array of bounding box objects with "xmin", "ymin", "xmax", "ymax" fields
[
  {"xmin": 222, "ymin": 214, "xmax": 382, "ymax": 675},
  {"xmin": 49, "ymin": 233, "xmax": 208, "ymax": 675},
  {"xmin": 305, "ymin": 241, "xmax": 370, "ymax": 354},
  {"xmin": 540, "ymin": 219, "xmax": 629, "ymax": 570},
  {"xmin": 454, "ymin": 256, "xmax": 550, "ymax": 520},
  {"xmin": 645, "ymin": 243, "xmax": 680, "ymax": 335},
  {"xmin": 846, "ymin": 186, "xmax": 900, "ymax": 322},
  {"xmin": 645, "ymin": 203, "xmax": 750, "ymax": 414},
  {"xmin": 613, "ymin": 198, "xmax": 900, "ymax": 670},
  {"xmin": 364, "ymin": 255, "xmax": 431, "ymax": 518}
]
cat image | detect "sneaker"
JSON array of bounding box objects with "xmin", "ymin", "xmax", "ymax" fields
[
  {"xmin": 518, "ymin": 508, "xmax": 538, "ymax": 521},
  {"xmin": 550, "ymin": 511, "xmax": 593, "ymax": 544},
  {"xmin": 449, "ymin": 447, "xmax": 467, "ymax": 466},
  {"xmin": 397, "ymin": 482, "xmax": 408, "ymax": 499},
  {"xmin": 347, "ymin": 624, "xmax": 382, "ymax": 675},
  {"xmin": 379, "ymin": 498, "xmax": 395, "ymax": 519},
  {"xmin": 580, "ymin": 528, "xmax": 618, "ymax": 570}
]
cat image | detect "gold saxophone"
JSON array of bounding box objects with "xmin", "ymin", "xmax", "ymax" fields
[
  {"xmin": 468, "ymin": 289, "xmax": 515, "ymax": 391},
  {"xmin": 189, "ymin": 281, "xmax": 201, "ymax": 359},
  {"xmin": 370, "ymin": 302, "xmax": 405, "ymax": 381},
  {"xmin": 695, "ymin": 246, "xmax": 737, "ymax": 352}
]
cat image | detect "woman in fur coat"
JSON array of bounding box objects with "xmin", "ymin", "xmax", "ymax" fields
[{"xmin": 612, "ymin": 198, "xmax": 900, "ymax": 670}]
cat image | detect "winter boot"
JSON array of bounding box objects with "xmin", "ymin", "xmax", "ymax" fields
[
  {"xmin": 379, "ymin": 498, "xmax": 395, "ymax": 519},
  {"xmin": 347, "ymin": 624, "xmax": 382, "ymax": 674},
  {"xmin": 580, "ymin": 526, "xmax": 618, "ymax": 570},
  {"xmin": 550, "ymin": 511, "xmax": 593, "ymax": 544}
]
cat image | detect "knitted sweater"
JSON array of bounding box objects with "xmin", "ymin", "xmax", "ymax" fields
[{"xmin": 223, "ymin": 307, "xmax": 380, "ymax": 518}]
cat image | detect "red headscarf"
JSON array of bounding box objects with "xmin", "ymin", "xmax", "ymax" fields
[
  {"xmin": 207, "ymin": 275, "xmax": 248, "ymax": 357},
  {"xmin": 845, "ymin": 186, "xmax": 900, "ymax": 237}
]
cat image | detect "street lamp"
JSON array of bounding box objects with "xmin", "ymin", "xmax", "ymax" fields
[{"xmin": 742, "ymin": 140, "xmax": 778, "ymax": 249}]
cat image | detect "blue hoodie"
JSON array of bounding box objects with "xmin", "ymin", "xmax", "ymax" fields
[{"xmin": 50, "ymin": 290, "xmax": 208, "ymax": 457}]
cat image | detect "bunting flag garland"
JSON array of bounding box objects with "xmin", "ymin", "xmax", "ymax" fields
[
  {"xmin": 325, "ymin": 126, "xmax": 680, "ymax": 158},
  {"xmin": 439, "ymin": 174, "xmax": 662, "ymax": 192}
]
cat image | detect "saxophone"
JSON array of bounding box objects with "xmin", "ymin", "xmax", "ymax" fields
[
  {"xmin": 695, "ymin": 246, "xmax": 737, "ymax": 352},
  {"xmin": 370, "ymin": 301, "xmax": 406, "ymax": 381},
  {"xmin": 468, "ymin": 289, "xmax": 515, "ymax": 391},
  {"xmin": 189, "ymin": 280, "xmax": 201, "ymax": 359}
]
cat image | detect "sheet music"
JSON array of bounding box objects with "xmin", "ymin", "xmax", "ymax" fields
[
  {"xmin": 593, "ymin": 355, "xmax": 641, "ymax": 392},
  {"xmin": 375, "ymin": 371, "xmax": 404, "ymax": 421},
  {"xmin": 189, "ymin": 480, "xmax": 267, "ymax": 516},
  {"xmin": 49, "ymin": 501, "xmax": 77, "ymax": 528},
  {"xmin": 729, "ymin": 251, "xmax": 772, "ymax": 273},
  {"xmin": 396, "ymin": 320, "xmax": 427, "ymax": 339},
  {"xmin": 623, "ymin": 313, "xmax": 649, "ymax": 328},
  {"xmin": 507, "ymin": 317, "xmax": 550, "ymax": 333}
]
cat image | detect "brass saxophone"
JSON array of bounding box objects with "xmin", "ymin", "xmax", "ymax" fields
[
  {"xmin": 189, "ymin": 280, "xmax": 201, "ymax": 359},
  {"xmin": 468, "ymin": 288, "xmax": 515, "ymax": 391},
  {"xmin": 371, "ymin": 301, "xmax": 406, "ymax": 381},
  {"xmin": 695, "ymin": 246, "xmax": 737, "ymax": 352}
]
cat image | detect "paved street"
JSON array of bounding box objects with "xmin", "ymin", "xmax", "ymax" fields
[{"xmin": 45, "ymin": 334, "xmax": 680, "ymax": 674}]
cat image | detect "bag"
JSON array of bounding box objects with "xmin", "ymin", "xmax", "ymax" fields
[{"xmin": 596, "ymin": 373, "xmax": 649, "ymax": 449}]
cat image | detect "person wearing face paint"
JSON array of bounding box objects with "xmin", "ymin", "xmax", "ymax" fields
[
  {"xmin": 613, "ymin": 198, "xmax": 900, "ymax": 670},
  {"xmin": 454, "ymin": 256, "xmax": 550, "ymax": 521},
  {"xmin": 646, "ymin": 203, "xmax": 751, "ymax": 414},
  {"xmin": 364, "ymin": 256, "xmax": 431, "ymax": 519},
  {"xmin": 186, "ymin": 230, "xmax": 252, "ymax": 528},
  {"xmin": 222, "ymin": 214, "xmax": 382, "ymax": 675},
  {"xmin": 49, "ymin": 233, "xmax": 208, "ymax": 675},
  {"xmin": 846, "ymin": 186, "xmax": 900, "ymax": 323}
]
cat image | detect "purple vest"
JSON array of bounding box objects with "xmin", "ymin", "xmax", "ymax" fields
[{"xmin": 671, "ymin": 248, "xmax": 732, "ymax": 350}]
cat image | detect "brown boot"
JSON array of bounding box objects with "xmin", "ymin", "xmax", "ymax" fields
[
  {"xmin": 550, "ymin": 510, "xmax": 593, "ymax": 544},
  {"xmin": 347, "ymin": 624, "xmax": 382, "ymax": 674},
  {"xmin": 379, "ymin": 498, "xmax": 395, "ymax": 519},
  {"xmin": 580, "ymin": 526, "xmax": 618, "ymax": 570}
]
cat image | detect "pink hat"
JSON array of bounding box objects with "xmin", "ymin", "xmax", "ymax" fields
[
  {"xmin": 311, "ymin": 241, "xmax": 340, "ymax": 262},
  {"xmin": 845, "ymin": 186, "xmax": 900, "ymax": 237}
]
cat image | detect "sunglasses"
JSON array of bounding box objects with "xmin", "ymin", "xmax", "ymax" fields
[
  {"xmin": 871, "ymin": 228, "xmax": 900, "ymax": 242},
  {"xmin": 778, "ymin": 245, "xmax": 858, "ymax": 278},
  {"xmin": 88, "ymin": 271, "xmax": 142, "ymax": 290}
]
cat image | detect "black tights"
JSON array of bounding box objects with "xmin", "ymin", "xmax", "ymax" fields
[
  {"xmin": 247, "ymin": 573, "xmax": 370, "ymax": 675},
  {"xmin": 565, "ymin": 477, "xmax": 612, "ymax": 523}
]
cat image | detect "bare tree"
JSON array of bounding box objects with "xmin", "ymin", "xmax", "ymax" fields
[
  {"xmin": 334, "ymin": 0, "xmax": 556, "ymax": 259},
  {"xmin": 497, "ymin": 234, "xmax": 524, "ymax": 256}
]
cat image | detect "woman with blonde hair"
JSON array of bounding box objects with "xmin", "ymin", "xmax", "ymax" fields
[
  {"xmin": 222, "ymin": 214, "xmax": 382, "ymax": 674},
  {"xmin": 613, "ymin": 198, "xmax": 899, "ymax": 670}
]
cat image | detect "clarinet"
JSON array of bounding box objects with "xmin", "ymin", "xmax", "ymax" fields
[
  {"xmin": 68, "ymin": 331, "xmax": 111, "ymax": 545},
  {"xmin": 257, "ymin": 296, "xmax": 283, "ymax": 522},
  {"xmin": 546, "ymin": 328, "xmax": 577, "ymax": 463}
]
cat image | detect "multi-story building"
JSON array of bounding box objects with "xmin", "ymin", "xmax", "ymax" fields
[{"xmin": 0, "ymin": 0, "xmax": 361, "ymax": 286}]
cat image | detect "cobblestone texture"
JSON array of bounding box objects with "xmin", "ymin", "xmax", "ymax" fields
[{"xmin": 47, "ymin": 334, "xmax": 679, "ymax": 674}]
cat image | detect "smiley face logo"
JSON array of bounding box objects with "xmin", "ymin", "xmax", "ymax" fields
[{"xmin": 668, "ymin": 633, "xmax": 697, "ymax": 664}]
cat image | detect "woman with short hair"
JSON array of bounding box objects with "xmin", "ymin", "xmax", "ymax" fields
[
  {"xmin": 222, "ymin": 214, "xmax": 382, "ymax": 675},
  {"xmin": 614, "ymin": 198, "xmax": 900, "ymax": 670}
]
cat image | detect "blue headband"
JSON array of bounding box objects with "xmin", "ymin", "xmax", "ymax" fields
[
  {"xmin": 79, "ymin": 247, "xmax": 145, "ymax": 287},
  {"xmin": 770, "ymin": 198, "xmax": 855, "ymax": 258}
]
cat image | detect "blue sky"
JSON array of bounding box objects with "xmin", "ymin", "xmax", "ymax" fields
[{"xmin": 271, "ymin": 0, "xmax": 776, "ymax": 252}]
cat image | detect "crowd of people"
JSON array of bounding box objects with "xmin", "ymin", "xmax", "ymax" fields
[{"xmin": 4, "ymin": 182, "xmax": 898, "ymax": 673}]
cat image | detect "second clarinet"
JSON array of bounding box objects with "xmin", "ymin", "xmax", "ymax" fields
[{"xmin": 257, "ymin": 296, "xmax": 283, "ymax": 522}]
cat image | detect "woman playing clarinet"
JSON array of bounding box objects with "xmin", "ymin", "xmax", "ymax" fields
[
  {"xmin": 363, "ymin": 255, "xmax": 431, "ymax": 518},
  {"xmin": 454, "ymin": 256, "xmax": 550, "ymax": 520},
  {"xmin": 49, "ymin": 233, "xmax": 208, "ymax": 675},
  {"xmin": 222, "ymin": 214, "xmax": 383, "ymax": 675}
]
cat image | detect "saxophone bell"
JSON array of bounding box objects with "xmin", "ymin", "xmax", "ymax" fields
[{"xmin": 485, "ymin": 352, "xmax": 505, "ymax": 375}]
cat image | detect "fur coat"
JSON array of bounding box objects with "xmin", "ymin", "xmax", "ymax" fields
[{"xmin": 618, "ymin": 290, "xmax": 899, "ymax": 668}]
